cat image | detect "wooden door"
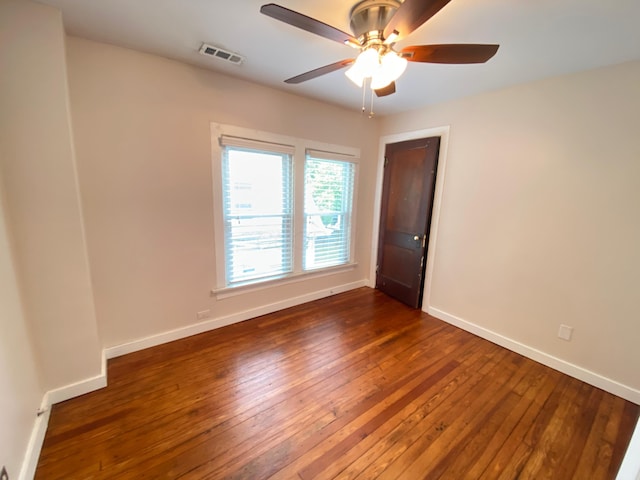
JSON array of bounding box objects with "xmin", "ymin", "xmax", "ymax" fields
[{"xmin": 376, "ymin": 136, "xmax": 440, "ymax": 308}]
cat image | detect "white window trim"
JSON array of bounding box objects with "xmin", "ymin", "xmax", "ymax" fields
[
  {"xmin": 210, "ymin": 262, "xmax": 358, "ymax": 299},
  {"xmin": 211, "ymin": 123, "xmax": 360, "ymax": 296}
]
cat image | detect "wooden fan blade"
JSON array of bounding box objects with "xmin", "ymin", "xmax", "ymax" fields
[
  {"xmin": 401, "ymin": 44, "xmax": 499, "ymax": 64},
  {"xmin": 261, "ymin": 3, "xmax": 358, "ymax": 45},
  {"xmin": 285, "ymin": 59, "xmax": 355, "ymax": 84},
  {"xmin": 375, "ymin": 81, "xmax": 396, "ymax": 97},
  {"xmin": 384, "ymin": 0, "xmax": 452, "ymax": 42}
]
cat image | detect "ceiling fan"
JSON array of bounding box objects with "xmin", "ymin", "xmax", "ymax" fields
[{"xmin": 260, "ymin": 0, "xmax": 499, "ymax": 98}]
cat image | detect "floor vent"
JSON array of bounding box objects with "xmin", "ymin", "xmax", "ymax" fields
[{"xmin": 199, "ymin": 43, "xmax": 244, "ymax": 65}]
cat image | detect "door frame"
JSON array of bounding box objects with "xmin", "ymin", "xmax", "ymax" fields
[{"xmin": 369, "ymin": 126, "xmax": 450, "ymax": 312}]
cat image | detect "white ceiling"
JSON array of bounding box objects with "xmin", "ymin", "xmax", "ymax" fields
[{"xmin": 38, "ymin": 0, "xmax": 640, "ymax": 116}]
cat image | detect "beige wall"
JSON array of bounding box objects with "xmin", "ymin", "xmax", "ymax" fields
[
  {"xmin": 0, "ymin": 0, "xmax": 102, "ymax": 392},
  {"xmin": 0, "ymin": 177, "xmax": 42, "ymax": 480},
  {"xmin": 0, "ymin": 0, "xmax": 105, "ymax": 474},
  {"xmin": 380, "ymin": 60, "xmax": 640, "ymax": 392},
  {"xmin": 65, "ymin": 36, "xmax": 379, "ymax": 348}
]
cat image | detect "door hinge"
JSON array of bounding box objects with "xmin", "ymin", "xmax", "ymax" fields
[{"xmin": 384, "ymin": 156, "xmax": 389, "ymax": 167}]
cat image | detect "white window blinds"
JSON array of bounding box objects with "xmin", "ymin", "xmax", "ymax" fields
[
  {"xmin": 303, "ymin": 153, "xmax": 356, "ymax": 270},
  {"xmin": 221, "ymin": 143, "xmax": 293, "ymax": 284}
]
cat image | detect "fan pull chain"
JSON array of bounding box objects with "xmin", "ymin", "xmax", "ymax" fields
[
  {"xmin": 360, "ymin": 78, "xmax": 375, "ymax": 118},
  {"xmin": 369, "ymin": 86, "xmax": 375, "ymax": 118}
]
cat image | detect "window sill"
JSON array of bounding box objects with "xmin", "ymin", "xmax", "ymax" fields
[{"xmin": 211, "ymin": 263, "xmax": 358, "ymax": 300}]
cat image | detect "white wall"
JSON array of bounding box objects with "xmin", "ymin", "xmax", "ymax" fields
[
  {"xmin": 0, "ymin": 180, "xmax": 42, "ymax": 480},
  {"xmin": 0, "ymin": 1, "xmax": 102, "ymax": 391},
  {"xmin": 65, "ymin": 37, "xmax": 379, "ymax": 349},
  {"xmin": 380, "ymin": 60, "xmax": 640, "ymax": 398}
]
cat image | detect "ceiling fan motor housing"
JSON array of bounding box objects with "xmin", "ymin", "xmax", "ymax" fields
[{"xmin": 349, "ymin": 0, "xmax": 401, "ymax": 42}]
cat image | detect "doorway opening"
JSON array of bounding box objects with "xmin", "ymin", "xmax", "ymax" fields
[{"xmin": 371, "ymin": 127, "xmax": 449, "ymax": 310}]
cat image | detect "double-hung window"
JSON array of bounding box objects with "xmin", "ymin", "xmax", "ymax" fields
[
  {"xmin": 303, "ymin": 151, "xmax": 356, "ymax": 270},
  {"xmin": 221, "ymin": 141, "xmax": 293, "ymax": 284},
  {"xmin": 213, "ymin": 125, "xmax": 358, "ymax": 291}
]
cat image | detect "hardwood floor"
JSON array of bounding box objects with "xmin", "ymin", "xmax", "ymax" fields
[{"xmin": 36, "ymin": 287, "xmax": 638, "ymax": 479}]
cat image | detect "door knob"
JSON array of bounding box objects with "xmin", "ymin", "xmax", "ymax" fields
[{"xmin": 414, "ymin": 235, "xmax": 420, "ymax": 241}]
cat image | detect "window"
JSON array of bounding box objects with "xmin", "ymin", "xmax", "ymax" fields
[
  {"xmin": 222, "ymin": 146, "xmax": 293, "ymax": 284},
  {"xmin": 304, "ymin": 153, "xmax": 356, "ymax": 270},
  {"xmin": 213, "ymin": 126, "xmax": 358, "ymax": 290}
]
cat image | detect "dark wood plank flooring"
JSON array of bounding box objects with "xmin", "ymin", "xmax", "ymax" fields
[{"xmin": 36, "ymin": 287, "xmax": 639, "ymax": 479}]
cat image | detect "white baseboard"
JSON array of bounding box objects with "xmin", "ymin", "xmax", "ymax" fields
[
  {"xmin": 617, "ymin": 416, "xmax": 640, "ymax": 480},
  {"xmin": 45, "ymin": 350, "xmax": 107, "ymax": 405},
  {"xmin": 19, "ymin": 396, "xmax": 50, "ymax": 480},
  {"xmin": 427, "ymin": 306, "xmax": 640, "ymax": 405},
  {"xmin": 105, "ymin": 280, "xmax": 367, "ymax": 359},
  {"xmin": 429, "ymin": 306, "xmax": 640, "ymax": 480},
  {"xmin": 20, "ymin": 351, "xmax": 107, "ymax": 480}
]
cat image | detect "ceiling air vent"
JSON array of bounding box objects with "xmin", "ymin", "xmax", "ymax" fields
[{"xmin": 199, "ymin": 43, "xmax": 244, "ymax": 65}]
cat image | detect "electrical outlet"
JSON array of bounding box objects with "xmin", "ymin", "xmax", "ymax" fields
[
  {"xmin": 558, "ymin": 324, "xmax": 573, "ymax": 341},
  {"xmin": 1, "ymin": 466, "xmax": 9, "ymax": 480},
  {"xmin": 196, "ymin": 309, "xmax": 211, "ymax": 320}
]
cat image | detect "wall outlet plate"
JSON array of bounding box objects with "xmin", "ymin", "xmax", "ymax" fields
[
  {"xmin": 197, "ymin": 309, "xmax": 211, "ymax": 320},
  {"xmin": 558, "ymin": 324, "xmax": 573, "ymax": 341}
]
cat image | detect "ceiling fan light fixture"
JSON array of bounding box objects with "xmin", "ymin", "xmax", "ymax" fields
[
  {"xmin": 381, "ymin": 50, "xmax": 407, "ymax": 80},
  {"xmin": 371, "ymin": 50, "xmax": 407, "ymax": 89},
  {"xmin": 345, "ymin": 65, "xmax": 365, "ymax": 87},
  {"xmin": 370, "ymin": 70, "xmax": 393, "ymax": 90},
  {"xmin": 347, "ymin": 48, "xmax": 408, "ymax": 89},
  {"xmin": 356, "ymin": 48, "xmax": 380, "ymax": 76},
  {"xmin": 345, "ymin": 47, "xmax": 380, "ymax": 86}
]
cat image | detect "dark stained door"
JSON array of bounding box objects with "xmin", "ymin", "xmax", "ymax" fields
[{"xmin": 376, "ymin": 136, "xmax": 440, "ymax": 308}]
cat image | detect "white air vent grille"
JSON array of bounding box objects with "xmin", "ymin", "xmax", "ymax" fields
[{"xmin": 199, "ymin": 43, "xmax": 244, "ymax": 65}]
